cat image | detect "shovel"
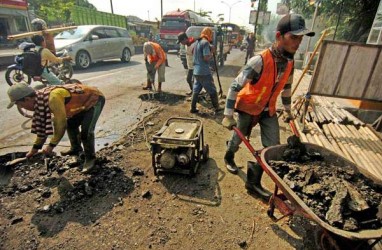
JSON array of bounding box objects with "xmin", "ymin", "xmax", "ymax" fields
[
  {"xmin": 4, "ymin": 151, "xmax": 43, "ymax": 167},
  {"xmin": 212, "ymin": 52, "xmax": 224, "ymax": 99}
]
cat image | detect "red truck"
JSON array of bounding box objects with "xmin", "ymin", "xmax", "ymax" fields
[{"xmin": 159, "ymin": 9, "xmax": 212, "ymax": 51}]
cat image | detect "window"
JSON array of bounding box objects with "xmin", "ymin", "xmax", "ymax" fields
[
  {"xmin": 92, "ymin": 28, "xmax": 107, "ymax": 39},
  {"xmin": 105, "ymin": 28, "xmax": 119, "ymax": 38}
]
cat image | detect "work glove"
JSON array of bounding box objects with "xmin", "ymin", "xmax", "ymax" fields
[
  {"xmin": 26, "ymin": 147, "xmax": 39, "ymax": 159},
  {"xmin": 222, "ymin": 116, "xmax": 237, "ymax": 130},
  {"xmin": 282, "ymin": 110, "xmax": 294, "ymax": 123},
  {"xmin": 42, "ymin": 145, "xmax": 56, "ymax": 157}
]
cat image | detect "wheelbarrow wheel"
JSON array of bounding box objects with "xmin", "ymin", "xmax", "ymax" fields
[
  {"xmin": 314, "ymin": 228, "xmax": 341, "ymax": 250},
  {"xmin": 201, "ymin": 144, "xmax": 209, "ymax": 163}
]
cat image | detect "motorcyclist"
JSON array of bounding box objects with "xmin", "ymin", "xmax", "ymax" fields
[
  {"xmin": 31, "ymin": 18, "xmax": 56, "ymax": 54},
  {"xmin": 31, "ymin": 34, "xmax": 71, "ymax": 85}
]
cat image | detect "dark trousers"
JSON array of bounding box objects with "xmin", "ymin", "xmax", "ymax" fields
[
  {"xmin": 186, "ymin": 69, "xmax": 194, "ymax": 91},
  {"xmin": 66, "ymin": 96, "xmax": 105, "ymax": 157}
]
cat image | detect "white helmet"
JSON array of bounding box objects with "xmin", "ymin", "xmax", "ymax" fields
[{"xmin": 31, "ymin": 18, "xmax": 47, "ymax": 31}]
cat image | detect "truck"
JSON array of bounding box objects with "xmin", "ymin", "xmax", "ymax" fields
[{"xmin": 159, "ymin": 9, "xmax": 213, "ymax": 51}]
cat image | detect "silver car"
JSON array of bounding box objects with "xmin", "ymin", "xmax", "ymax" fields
[{"xmin": 54, "ymin": 25, "xmax": 135, "ymax": 69}]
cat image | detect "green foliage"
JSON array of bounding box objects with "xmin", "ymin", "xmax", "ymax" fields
[
  {"xmin": 28, "ymin": 0, "xmax": 96, "ymax": 25},
  {"xmin": 289, "ymin": 0, "xmax": 379, "ymax": 42}
]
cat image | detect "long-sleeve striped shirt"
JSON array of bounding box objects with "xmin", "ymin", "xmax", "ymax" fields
[{"xmin": 224, "ymin": 46, "xmax": 293, "ymax": 116}]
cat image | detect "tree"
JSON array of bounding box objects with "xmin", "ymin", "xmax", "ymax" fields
[
  {"xmin": 28, "ymin": 0, "xmax": 97, "ymax": 25},
  {"xmin": 287, "ymin": 0, "xmax": 378, "ymax": 42}
]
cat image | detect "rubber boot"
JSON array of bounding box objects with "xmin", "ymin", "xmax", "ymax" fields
[
  {"xmin": 61, "ymin": 128, "xmax": 83, "ymax": 156},
  {"xmin": 224, "ymin": 150, "xmax": 238, "ymax": 174},
  {"xmin": 210, "ymin": 93, "xmax": 223, "ymax": 112},
  {"xmin": 157, "ymin": 82, "xmax": 162, "ymax": 93},
  {"xmin": 142, "ymin": 79, "xmax": 152, "ymax": 90},
  {"xmin": 190, "ymin": 92, "xmax": 199, "ymax": 113},
  {"xmin": 81, "ymin": 138, "xmax": 96, "ymax": 173},
  {"xmin": 245, "ymin": 161, "xmax": 272, "ymax": 200}
]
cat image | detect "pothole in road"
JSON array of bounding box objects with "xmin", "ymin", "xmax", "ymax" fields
[{"xmin": 139, "ymin": 92, "xmax": 186, "ymax": 105}]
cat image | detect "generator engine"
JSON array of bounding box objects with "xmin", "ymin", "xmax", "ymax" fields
[{"xmin": 151, "ymin": 117, "xmax": 209, "ymax": 176}]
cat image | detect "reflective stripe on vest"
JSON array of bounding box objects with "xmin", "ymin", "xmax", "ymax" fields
[{"xmin": 235, "ymin": 49, "xmax": 293, "ymax": 116}]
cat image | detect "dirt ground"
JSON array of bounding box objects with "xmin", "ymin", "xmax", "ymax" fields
[{"xmin": 0, "ymin": 91, "xmax": 329, "ymax": 250}]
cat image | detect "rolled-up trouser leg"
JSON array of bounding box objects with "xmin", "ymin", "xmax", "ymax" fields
[{"xmin": 80, "ymin": 96, "xmax": 105, "ymax": 172}]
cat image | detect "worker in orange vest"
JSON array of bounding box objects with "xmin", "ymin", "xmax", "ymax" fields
[
  {"xmin": 222, "ymin": 14, "xmax": 315, "ymax": 200},
  {"xmin": 142, "ymin": 41, "xmax": 166, "ymax": 92}
]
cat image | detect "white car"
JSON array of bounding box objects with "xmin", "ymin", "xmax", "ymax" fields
[{"xmin": 54, "ymin": 25, "xmax": 135, "ymax": 69}]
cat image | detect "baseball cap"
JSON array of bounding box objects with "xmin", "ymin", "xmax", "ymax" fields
[
  {"xmin": 176, "ymin": 32, "xmax": 188, "ymax": 44},
  {"xmin": 7, "ymin": 83, "xmax": 35, "ymax": 109},
  {"xmin": 277, "ymin": 14, "xmax": 315, "ymax": 37}
]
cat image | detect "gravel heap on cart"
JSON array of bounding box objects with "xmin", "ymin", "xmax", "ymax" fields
[{"xmin": 268, "ymin": 136, "xmax": 382, "ymax": 232}]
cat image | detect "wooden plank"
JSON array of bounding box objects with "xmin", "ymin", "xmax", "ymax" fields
[
  {"xmin": 362, "ymin": 47, "xmax": 382, "ymax": 100},
  {"xmin": 310, "ymin": 42, "xmax": 348, "ymax": 96},
  {"xmin": 336, "ymin": 46, "xmax": 378, "ymax": 99},
  {"xmin": 7, "ymin": 26, "xmax": 77, "ymax": 40}
]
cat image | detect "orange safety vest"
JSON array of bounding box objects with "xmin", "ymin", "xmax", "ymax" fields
[
  {"xmin": 64, "ymin": 84, "xmax": 104, "ymax": 118},
  {"xmin": 235, "ymin": 49, "xmax": 293, "ymax": 116},
  {"xmin": 147, "ymin": 42, "xmax": 166, "ymax": 66}
]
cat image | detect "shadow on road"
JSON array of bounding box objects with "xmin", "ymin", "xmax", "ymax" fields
[{"xmin": 158, "ymin": 159, "xmax": 225, "ymax": 207}]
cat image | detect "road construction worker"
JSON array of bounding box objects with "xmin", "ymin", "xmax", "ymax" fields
[
  {"xmin": 177, "ymin": 32, "xmax": 196, "ymax": 96},
  {"xmin": 191, "ymin": 27, "xmax": 222, "ymax": 114},
  {"xmin": 31, "ymin": 18, "xmax": 56, "ymax": 54},
  {"xmin": 142, "ymin": 41, "xmax": 166, "ymax": 93},
  {"xmin": 7, "ymin": 82, "xmax": 105, "ymax": 173},
  {"xmin": 244, "ymin": 33, "xmax": 255, "ymax": 65},
  {"xmin": 222, "ymin": 14, "xmax": 315, "ymax": 200},
  {"xmin": 31, "ymin": 34, "xmax": 71, "ymax": 85}
]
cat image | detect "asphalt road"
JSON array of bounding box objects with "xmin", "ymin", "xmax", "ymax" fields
[{"xmin": 0, "ymin": 49, "xmax": 245, "ymax": 155}]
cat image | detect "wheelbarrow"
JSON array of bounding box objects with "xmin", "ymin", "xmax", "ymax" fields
[{"xmin": 232, "ymin": 126, "xmax": 382, "ymax": 249}]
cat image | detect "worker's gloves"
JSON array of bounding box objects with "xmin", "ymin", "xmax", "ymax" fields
[
  {"xmin": 222, "ymin": 116, "xmax": 237, "ymax": 130},
  {"xmin": 282, "ymin": 110, "xmax": 294, "ymax": 123},
  {"xmin": 26, "ymin": 148, "xmax": 39, "ymax": 159}
]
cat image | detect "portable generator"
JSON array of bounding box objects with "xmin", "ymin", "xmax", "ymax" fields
[{"xmin": 150, "ymin": 117, "xmax": 209, "ymax": 176}]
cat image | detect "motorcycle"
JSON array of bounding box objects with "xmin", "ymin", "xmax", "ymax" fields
[{"xmin": 5, "ymin": 42, "xmax": 74, "ymax": 86}]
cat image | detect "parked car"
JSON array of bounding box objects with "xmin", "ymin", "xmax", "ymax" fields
[{"xmin": 54, "ymin": 25, "xmax": 135, "ymax": 69}]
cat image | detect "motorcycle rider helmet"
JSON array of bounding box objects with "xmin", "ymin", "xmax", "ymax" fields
[{"xmin": 31, "ymin": 18, "xmax": 47, "ymax": 31}]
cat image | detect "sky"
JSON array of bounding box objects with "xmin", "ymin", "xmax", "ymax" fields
[{"xmin": 87, "ymin": 0, "xmax": 282, "ymax": 30}]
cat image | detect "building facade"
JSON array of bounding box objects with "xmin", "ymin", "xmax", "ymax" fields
[{"xmin": 0, "ymin": 0, "xmax": 30, "ymax": 46}]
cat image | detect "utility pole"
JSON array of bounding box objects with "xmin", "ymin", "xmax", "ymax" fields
[
  {"xmin": 253, "ymin": 0, "xmax": 261, "ymax": 50},
  {"xmin": 221, "ymin": 1, "xmax": 242, "ymax": 23},
  {"xmin": 161, "ymin": 0, "xmax": 163, "ymax": 19},
  {"xmin": 110, "ymin": 0, "xmax": 114, "ymax": 14}
]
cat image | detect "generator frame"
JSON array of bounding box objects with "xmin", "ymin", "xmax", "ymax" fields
[{"xmin": 150, "ymin": 117, "xmax": 209, "ymax": 176}]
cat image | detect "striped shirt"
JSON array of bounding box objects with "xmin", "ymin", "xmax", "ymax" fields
[{"xmin": 224, "ymin": 46, "xmax": 293, "ymax": 116}]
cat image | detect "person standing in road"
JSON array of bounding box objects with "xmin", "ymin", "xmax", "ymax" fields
[
  {"xmin": 244, "ymin": 33, "xmax": 255, "ymax": 65},
  {"xmin": 142, "ymin": 41, "xmax": 166, "ymax": 93},
  {"xmin": 7, "ymin": 82, "xmax": 105, "ymax": 173},
  {"xmin": 31, "ymin": 35, "xmax": 71, "ymax": 85},
  {"xmin": 191, "ymin": 27, "xmax": 222, "ymax": 114},
  {"xmin": 221, "ymin": 14, "xmax": 315, "ymax": 200},
  {"xmin": 177, "ymin": 32, "xmax": 196, "ymax": 96}
]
